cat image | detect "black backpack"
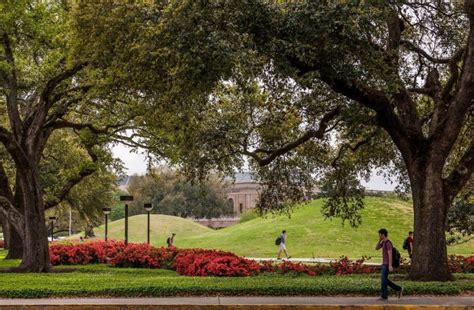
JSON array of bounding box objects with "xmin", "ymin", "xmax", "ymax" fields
[
  {"xmin": 275, "ymin": 237, "xmax": 282, "ymax": 246},
  {"xmin": 392, "ymin": 246, "xmax": 401, "ymax": 268},
  {"xmin": 402, "ymin": 238, "xmax": 408, "ymax": 250},
  {"xmin": 166, "ymin": 237, "xmax": 171, "ymax": 246}
]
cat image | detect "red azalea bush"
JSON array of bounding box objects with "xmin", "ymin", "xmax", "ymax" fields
[
  {"xmin": 448, "ymin": 255, "xmax": 474, "ymax": 273},
  {"xmin": 108, "ymin": 244, "xmax": 177, "ymax": 268},
  {"xmin": 49, "ymin": 240, "xmax": 125, "ymax": 265},
  {"xmin": 173, "ymin": 249, "xmax": 261, "ymax": 277},
  {"xmin": 0, "ymin": 239, "xmax": 4, "ymax": 249},
  {"xmin": 330, "ymin": 256, "xmax": 375, "ymax": 275},
  {"xmin": 464, "ymin": 256, "xmax": 474, "ymax": 272},
  {"xmin": 277, "ymin": 261, "xmax": 316, "ymax": 276}
]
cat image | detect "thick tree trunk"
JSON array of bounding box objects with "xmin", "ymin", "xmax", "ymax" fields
[
  {"xmin": 409, "ymin": 165, "xmax": 452, "ymax": 281},
  {"xmin": 11, "ymin": 170, "xmax": 51, "ymax": 272},
  {"xmin": 1, "ymin": 217, "xmax": 9, "ymax": 249},
  {"xmin": 5, "ymin": 228, "xmax": 22, "ymax": 259}
]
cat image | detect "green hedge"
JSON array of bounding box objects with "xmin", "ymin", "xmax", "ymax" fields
[{"xmin": 0, "ymin": 263, "xmax": 472, "ymax": 298}]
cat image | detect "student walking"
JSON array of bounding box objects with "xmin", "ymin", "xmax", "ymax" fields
[
  {"xmin": 167, "ymin": 233, "xmax": 176, "ymax": 247},
  {"xmin": 376, "ymin": 228, "xmax": 403, "ymax": 300},
  {"xmin": 276, "ymin": 230, "xmax": 291, "ymax": 259},
  {"xmin": 403, "ymin": 231, "xmax": 414, "ymax": 258}
]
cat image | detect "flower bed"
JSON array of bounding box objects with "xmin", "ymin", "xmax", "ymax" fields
[
  {"xmin": 49, "ymin": 240, "xmax": 126, "ymax": 265},
  {"xmin": 448, "ymin": 255, "xmax": 474, "ymax": 273},
  {"xmin": 330, "ymin": 256, "xmax": 376, "ymax": 275},
  {"xmin": 173, "ymin": 249, "xmax": 261, "ymax": 277},
  {"xmin": 48, "ymin": 241, "xmax": 473, "ymax": 277},
  {"xmin": 108, "ymin": 244, "xmax": 177, "ymax": 268}
]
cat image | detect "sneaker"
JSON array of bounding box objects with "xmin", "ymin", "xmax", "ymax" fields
[
  {"xmin": 277, "ymin": 257, "xmax": 282, "ymax": 260},
  {"xmin": 397, "ymin": 287, "xmax": 403, "ymax": 299},
  {"xmin": 376, "ymin": 297, "xmax": 388, "ymax": 301},
  {"xmin": 287, "ymin": 256, "xmax": 292, "ymax": 259}
]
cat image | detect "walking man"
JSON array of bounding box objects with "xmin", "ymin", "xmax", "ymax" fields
[
  {"xmin": 277, "ymin": 230, "xmax": 291, "ymax": 259},
  {"xmin": 376, "ymin": 228, "xmax": 402, "ymax": 300},
  {"xmin": 404, "ymin": 231, "xmax": 414, "ymax": 258}
]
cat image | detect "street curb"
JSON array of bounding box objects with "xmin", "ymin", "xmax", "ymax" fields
[{"xmin": 0, "ymin": 305, "xmax": 472, "ymax": 309}]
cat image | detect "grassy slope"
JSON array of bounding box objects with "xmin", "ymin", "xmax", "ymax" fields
[
  {"xmin": 177, "ymin": 197, "xmax": 473, "ymax": 258},
  {"xmin": 86, "ymin": 197, "xmax": 473, "ymax": 259},
  {"xmin": 90, "ymin": 214, "xmax": 212, "ymax": 246}
]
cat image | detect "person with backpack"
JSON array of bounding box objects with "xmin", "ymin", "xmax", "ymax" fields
[
  {"xmin": 402, "ymin": 231, "xmax": 414, "ymax": 258},
  {"xmin": 375, "ymin": 228, "xmax": 403, "ymax": 300},
  {"xmin": 276, "ymin": 230, "xmax": 291, "ymax": 259},
  {"xmin": 166, "ymin": 233, "xmax": 175, "ymax": 247}
]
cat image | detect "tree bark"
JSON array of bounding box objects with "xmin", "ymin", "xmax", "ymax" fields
[
  {"xmin": 0, "ymin": 217, "xmax": 9, "ymax": 249},
  {"xmin": 5, "ymin": 228, "xmax": 22, "ymax": 259},
  {"xmin": 408, "ymin": 162, "xmax": 452, "ymax": 281},
  {"xmin": 9, "ymin": 169, "xmax": 51, "ymax": 272}
]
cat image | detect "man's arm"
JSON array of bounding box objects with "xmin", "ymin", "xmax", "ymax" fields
[
  {"xmin": 388, "ymin": 249, "xmax": 393, "ymax": 270},
  {"xmin": 375, "ymin": 241, "xmax": 383, "ymax": 250}
]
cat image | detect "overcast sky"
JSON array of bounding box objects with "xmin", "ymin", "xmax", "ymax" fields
[{"xmin": 112, "ymin": 144, "xmax": 397, "ymax": 191}]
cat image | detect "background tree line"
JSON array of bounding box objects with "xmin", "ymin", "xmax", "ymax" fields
[{"xmin": 124, "ymin": 168, "xmax": 233, "ymax": 219}]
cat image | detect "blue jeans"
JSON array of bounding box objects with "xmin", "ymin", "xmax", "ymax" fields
[{"xmin": 381, "ymin": 264, "xmax": 401, "ymax": 299}]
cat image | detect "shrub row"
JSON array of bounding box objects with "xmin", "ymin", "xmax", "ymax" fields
[{"xmin": 48, "ymin": 241, "xmax": 474, "ymax": 277}]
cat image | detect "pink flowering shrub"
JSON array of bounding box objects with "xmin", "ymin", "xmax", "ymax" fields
[
  {"xmin": 108, "ymin": 244, "xmax": 177, "ymax": 268},
  {"xmin": 49, "ymin": 240, "xmax": 125, "ymax": 265},
  {"xmin": 173, "ymin": 249, "xmax": 261, "ymax": 277},
  {"xmin": 330, "ymin": 256, "xmax": 375, "ymax": 275},
  {"xmin": 277, "ymin": 261, "xmax": 316, "ymax": 276}
]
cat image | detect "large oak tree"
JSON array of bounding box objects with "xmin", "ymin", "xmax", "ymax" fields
[
  {"xmin": 0, "ymin": 1, "xmax": 148, "ymax": 271},
  {"xmin": 59, "ymin": 0, "xmax": 474, "ymax": 281}
]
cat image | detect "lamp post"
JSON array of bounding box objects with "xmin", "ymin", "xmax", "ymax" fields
[
  {"xmin": 144, "ymin": 203, "xmax": 153, "ymax": 244},
  {"xmin": 102, "ymin": 208, "xmax": 111, "ymax": 242},
  {"xmin": 120, "ymin": 195, "xmax": 133, "ymax": 245},
  {"xmin": 48, "ymin": 216, "xmax": 57, "ymax": 242},
  {"xmin": 102, "ymin": 207, "xmax": 111, "ymax": 259}
]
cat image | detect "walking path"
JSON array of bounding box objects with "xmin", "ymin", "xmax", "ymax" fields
[
  {"xmin": 248, "ymin": 257, "xmax": 381, "ymax": 266},
  {"xmin": 0, "ymin": 296, "xmax": 472, "ymax": 307}
]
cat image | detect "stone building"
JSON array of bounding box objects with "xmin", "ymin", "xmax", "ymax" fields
[{"xmin": 227, "ymin": 172, "xmax": 260, "ymax": 216}]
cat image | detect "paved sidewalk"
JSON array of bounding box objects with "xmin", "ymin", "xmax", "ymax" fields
[
  {"xmin": 247, "ymin": 257, "xmax": 381, "ymax": 265},
  {"xmin": 0, "ymin": 296, "xmax": 472, "ymax": 306}
]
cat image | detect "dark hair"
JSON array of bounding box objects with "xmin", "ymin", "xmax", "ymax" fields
[
  {"xmin": 409, "ymin": 231, "xmax": 413, "ymax": 235},
  {"xmin": 282, "ymin": 230, "xmax": 286, "ymax": 234},
  {"xmin": 378, "ymin": 228, "xmax": 388, "ymax": 237}
]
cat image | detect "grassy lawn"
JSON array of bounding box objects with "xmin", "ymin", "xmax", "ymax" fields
[
  {"xmin": 0, "ymin": 251, "xmax": 472, "ymax": 298},
  {"xmin": 89, "ymin": 197, "xmax": 473, "ymax": 259}
]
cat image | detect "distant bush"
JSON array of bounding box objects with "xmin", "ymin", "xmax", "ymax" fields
[{"xmin": 239, "ymin": 210, "xmax": 259, "ymax": 223}]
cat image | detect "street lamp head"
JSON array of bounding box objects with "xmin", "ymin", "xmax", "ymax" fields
[
  {"xmin": 144, "ymin": 203, "xmax": 153, "ymax": 212},
  {"xmin": 120, "ymin": 195, "xmax": 134, "ymax": 202},
  {"xmin": 102, "ymin": 207, "xmax": 112, "ymax": 215}
]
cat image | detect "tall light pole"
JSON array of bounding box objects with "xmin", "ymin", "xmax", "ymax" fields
[
  {"xmin": 102, "ymin": 208, "xmax": 111, "ymax": 242},
  {"xmin": 120, "ymin": 195, "xmax": 133, "ymax": 245},
  {"xmin": 48, "ymin": 216, "xmax": 57, "ymax": 242},
  {"xmin": 102, "ymin": 207, "xmax": 111, "ymax": 259},
  {"xmin": 144, "ymin": 203, "xmax": 153, "ymax": 244}
]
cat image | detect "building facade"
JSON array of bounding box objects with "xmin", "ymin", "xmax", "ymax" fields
[{"xmin": 227, "ymin": 172, "xmax": 260, "ymax": 216}]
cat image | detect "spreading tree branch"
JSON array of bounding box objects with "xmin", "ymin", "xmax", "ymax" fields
[
  {"xmin": 444, "ymin": 142, "xmax": 474, "ymax": 200},
  {"xmin": 241, "ymin": 107, "xmax": 340, "ymax": 166},
  {"xmin": 0, "ymin": 196, "xmax": 24, "ymax": 236},
  {"xmin": 44, "ymin": 145, "xmax": 99, "ymax": 210},
  {"xmin": 1, "ymin": 33, "xmax": 22, "ymax": 139},
  {"xmin": 331, "ymin": 130, "xmax": 380, "ymax": 167}
]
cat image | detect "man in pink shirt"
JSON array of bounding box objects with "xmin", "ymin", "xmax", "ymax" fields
[{"xmin": 376, "ymin": 228, "xmax": 403, "ymax": 300}]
